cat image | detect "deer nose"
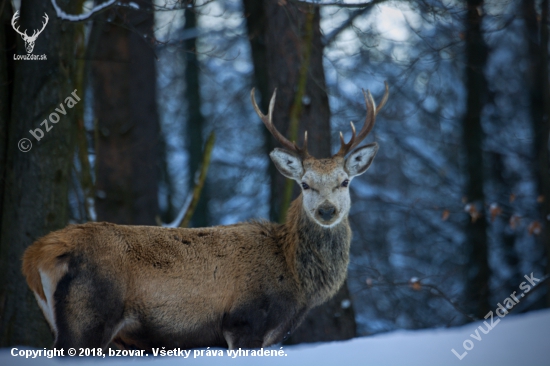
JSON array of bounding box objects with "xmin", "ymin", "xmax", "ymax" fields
[{"xmin": 318, "ymin": 205, "xmax": 336, "ymax": 221}]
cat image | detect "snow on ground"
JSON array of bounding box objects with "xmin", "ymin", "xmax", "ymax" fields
[{"xmin": 1, "ymin": 309, "xmax": 549, "ymax": 366}]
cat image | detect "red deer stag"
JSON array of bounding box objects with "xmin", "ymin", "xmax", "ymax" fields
[{"xmin": 22, "ymin": 83, "xmax": 389, "ymax": 351}]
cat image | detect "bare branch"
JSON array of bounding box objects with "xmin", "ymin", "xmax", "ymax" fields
[
  {"xmin": 180, "ymin": 132, "xmax": 216, "ymax": 228},
  {"xmin": 291, "ymin": 0, "xmax": 388, "ymax": 8},
  {"xmin": 51, "ymin": 0, "xmax": 117, "ymax": 22},
  {"xmin": 360, "ymin": 278, "xmax": 478, "ymax": 321},
  {"xmin": 323, "ymin": 0, "xmax": 389, "ymax": 45}
]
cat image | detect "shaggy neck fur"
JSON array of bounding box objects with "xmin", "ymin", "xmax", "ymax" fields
[{"xmin": 280, "ymin": 194, "xmax": 352, "ymax": 307}]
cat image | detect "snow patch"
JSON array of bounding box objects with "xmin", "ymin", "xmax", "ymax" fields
[{"xmin": 1, "ymin": 309, "xmax": 549, "ymax": 365}]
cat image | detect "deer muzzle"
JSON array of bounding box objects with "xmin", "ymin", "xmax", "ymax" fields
[{"xmin": 317, "ymin": 204, "xmax": 336, "ymax": 222}]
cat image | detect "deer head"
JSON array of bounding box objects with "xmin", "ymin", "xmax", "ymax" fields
[
  {"xmin": 251, "ymin": 82, "xmax": 389, "ymax": 227},
  {"xmin": 11, "ymin": 11, "xmax": 49, "ymax": 54}
]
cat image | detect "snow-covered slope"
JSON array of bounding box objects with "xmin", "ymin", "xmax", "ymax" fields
[{"xmin": 1, "ymin": 308, "xmax": 548, "ymax": 366}]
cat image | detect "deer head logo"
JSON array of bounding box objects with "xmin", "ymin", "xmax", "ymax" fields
[{"xmin": 11, "ymin": 11, "xmax": 48, "ymax": 54}]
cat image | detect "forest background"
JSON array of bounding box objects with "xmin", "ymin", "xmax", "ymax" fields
[{"xmin": 0, "ymin": 0, "xmax": 549, "ymax": 349}]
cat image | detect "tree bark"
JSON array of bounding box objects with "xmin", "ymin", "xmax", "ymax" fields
[
  {"xmin": 0, "ymin": 0, "xmax": 15, "ymax": 233},
  {"xmin": 243, "ymin": 0, "xmax": 356, "ymax": 343},
  {"xmin": 0, "ymin": 0, "xmax": 78, "ymax": 346},
  {"xmin": 523, "ymin": 0, "xmax": 550, "ymax": 307},
  {"xmin": 242, "ymin": 0, "xmax": 276, "ymax": 221},
  {"xmin": 462, "ymin": 0, "xmax": 491, "ymax": 319},
  {"xmin": 92, "ymin": 1, "xmax": 159, "ymax": 225},
  {"xmin": 184, "ymin": 3, "xmax": 209, "ymax": 227}
]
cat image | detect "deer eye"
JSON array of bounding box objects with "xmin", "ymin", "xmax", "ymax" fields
[
  {"xmin": 301, "ymin": 182, "xmax": 310, "ymax": 190},
  {"xmin": 341, "ymin": 179, "xmax": 349, "ymax": 188}
]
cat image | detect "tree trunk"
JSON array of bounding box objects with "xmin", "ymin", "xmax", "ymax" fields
[
  {"xmin": 0, "ymin": 0, "xmax": 78, "ymax": 347},
  {"xmin": 0, "ymin": 0, "xmax": 15, "ymax": 234},
  {"xmin": 523, "ymin": 0, "xmax": 550, "ymax": 307},
  {"xmin": 489, "ymin": 152, "xmax": 519, "ymax": 296},
  {"xmin": 92, "ymin": 1, "xmax": 159, "ymax": 225},
  {"xmin": 242, "ymin": 0, "xmax": 276, "ymax": 220},
  {"xmin": 243, "ymin": 0, "xmax": 357, "ymax": 343},
  {"xmin": 184, "ymin": 3, "xmax": 209, "ymax": 227},
  {"xmin": 462, "ymin": 0, "xmax": 491, "ymax": 319}
]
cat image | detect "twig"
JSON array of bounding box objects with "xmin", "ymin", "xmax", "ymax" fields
[
  {"xmin": 361, "ymin": 278, "xmax": 478, "ymax": 322},
  {"xmin": 323, "ymin": 0, "xmax": 389, "ymax": 46},
  {"xmin": 161, "ymin": 132, "xmax": 215, "ymax": 228},
  {"xmin": 421, "ymin": 283, "xmax": 478, "ymax": 322},
  {"xmin": 179, "ymin": 132, "xmax": 216, "ymax": 228},
  {"xmin": 161, "ymin": 193, "xmax": 193, "ymax": 228}
]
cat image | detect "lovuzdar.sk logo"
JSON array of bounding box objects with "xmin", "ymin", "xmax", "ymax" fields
[{"xmin": 12, "ymin": 10, "xmax": 48, "ymax": 60}]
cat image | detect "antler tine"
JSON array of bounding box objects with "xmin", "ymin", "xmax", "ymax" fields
[
  {"xmin": 250, "ymin": 88, "xmax": 309, "ymax": 156},
  {"xmin": 40, "ymin": 13, "xmax": 49, "ymax": 30},
  {"xmin": 11, "ymin": 11, "xmax": 28, "ymax": 38},
  {"xmin": 376, "ymin": 81, "xmax": 389, "ymax": 113},
  {"xmin": 29, "ymin": 13, "xmax": 48, "ymax": 41},
  {"xmin": 302, "ymin": 131, "xmax": 309, "ymax": 156},
  {"xmin": 337, "ymin": 122, "xmax": 356, "ymax": 155},
  {"xmin": 353, "ymin": 88, "xmax": 377, "ymax": 147},
  {"xmin": 335, "ymin": 81, "xmax": 389, "ymax": 157}
]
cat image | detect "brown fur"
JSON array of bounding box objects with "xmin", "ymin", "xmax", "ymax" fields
[{"xmin": 22, "ymin": 195, "xmax": 351, "ymax": 350}]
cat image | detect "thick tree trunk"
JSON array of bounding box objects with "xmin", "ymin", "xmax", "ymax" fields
[
  {"xmin": 0, "ymin": 0, "xmax": 78, "ymax": 346},
  {"xmin": 92, "ymin": 1, "xmax": 159, "ymax": 225},
  {"xmin": 523, "ymin": 0, "xmax": 550, "ymax": 307},
  {"xmin": 243, "ymin": 0, "xmax": 356, "ymax": 343},
  {"xmin": 242, "ymin": 0, "xmax": 276, "ymax": 220},
  {"xmin": 0, "ymin": 0, "xmax": 15, "ymax": 234},
  {"xmin": 184, "ymin": 4, "xmax": 209, "ymax": 227},
  {"xmin": 462, "ymin": 0, "xmax": 491, "ymax": 319}
]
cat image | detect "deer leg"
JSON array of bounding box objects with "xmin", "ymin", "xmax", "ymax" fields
[
  {"xmin": 222, "ymin": 295, "xmax": 302, "ymax": 349},
  {"xmin": 261, "ymin": 306, "xmax": 308, "ymax": 347},
  {"xmin": 53, "ymin": 267, "xmax": 124, "ymax": 351},
  {"xmin": 222, "ymin": 303, "xmax": 270, "ymax": 349}
]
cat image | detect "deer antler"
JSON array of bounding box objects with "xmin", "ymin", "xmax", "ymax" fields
[
  {"xmin": 11, "ymin": 11, "xmax": 29, "ymax": 39},
  {"xmin": 335, "ymin": 81, "xmax": 389, "ymax": 157},
  {"xmin": 11, "ymin": 11, "xmax": 48, "ymax": 41},
  {"xmin": 28, "ymin": 13, "xmax": 49, "ymax": 41},
  {"xmin": 250, "ymin": 88, "xmax": 309, "ymax": 157}
]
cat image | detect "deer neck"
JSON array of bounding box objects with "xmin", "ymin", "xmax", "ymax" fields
[{"xmin": 282, "ymin": 195, "xmax": 351, "ymax": 306}]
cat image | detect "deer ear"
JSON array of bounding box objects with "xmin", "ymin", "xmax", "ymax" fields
[
  {"xmin": 345, "ymin": 142, "xmax": 378, "ymax": 177},
  {"xmin": 270, "ymin": 148, "xmax": 304, "ymax": 180}
]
